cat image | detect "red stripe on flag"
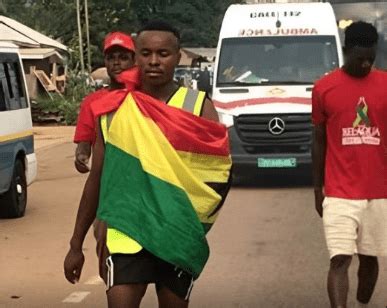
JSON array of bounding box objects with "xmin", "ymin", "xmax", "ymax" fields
[
  {"xmin": 213, "ymin": 97, "xmax": 311, "ymax": 110},
  {"xmin": 132, "ymin": 92, "xmax": 230, "ymax": 157}
]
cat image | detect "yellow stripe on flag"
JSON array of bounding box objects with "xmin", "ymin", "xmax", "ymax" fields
[
  {"xmin": 107, "ymin": 94, "xmax": 224, "ymax": 224},
  {"xmin": 176, "ymin": 150, "xmax": 231, "ymax": 183}
]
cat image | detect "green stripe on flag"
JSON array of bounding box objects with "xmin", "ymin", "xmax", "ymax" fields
[{"xmin": 97, "ymin": 143, "xmax": 209, "ymax": 278}]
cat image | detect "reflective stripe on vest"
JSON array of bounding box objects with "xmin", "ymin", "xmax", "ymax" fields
[
  {"xmin": 100, "ymin": 87, "xmax": 206, "ymax": 254},
  {"xmin": 107, "ymin": 227, "xmax": 143, "ymax": 254},
  {"xmin": 100, "ymin": 111, "xmax": 115, "ymax": 143},
  {"xmin": 167, "ymin": 87, "xmax": 206, "ymax": 116}
]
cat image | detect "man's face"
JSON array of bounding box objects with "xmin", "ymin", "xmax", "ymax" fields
[
  {"xmin": 135, "ymin": 30, "xmax": 181, "ymax": 87},
  {"xmin": 104, "ymin": 46, "xmax": 135, "ymax": 81},
  {"xmin": 343, "ymin": 45, "xmax": 377, "ymax": 78}
]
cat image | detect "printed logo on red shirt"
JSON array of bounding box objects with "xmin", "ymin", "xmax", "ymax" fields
[{"xmin": 342, "ymin": 96, "xmax": 381, "ymax": 146}]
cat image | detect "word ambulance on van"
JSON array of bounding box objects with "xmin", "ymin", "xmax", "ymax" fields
[
  {"xmin": 212, "ymin": 2, "xmax": 343, "ymax": 181},
  {"xmin": 239, "ymin": 28, "xmax": 318, "ymax": 36}
]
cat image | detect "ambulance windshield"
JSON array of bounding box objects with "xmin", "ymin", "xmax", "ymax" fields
[{"xmin": 217, "ymin": 35, "xmax": 339, "ymax": 86}]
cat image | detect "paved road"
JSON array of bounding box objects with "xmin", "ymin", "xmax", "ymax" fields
[{"xmin": 0, "ymin": 141, "xmax": 386, "ymax": 307}]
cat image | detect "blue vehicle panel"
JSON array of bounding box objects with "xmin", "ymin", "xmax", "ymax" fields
[{"xmin": 0, "ymin": 135, "xmax": 33, "ymax": 194}]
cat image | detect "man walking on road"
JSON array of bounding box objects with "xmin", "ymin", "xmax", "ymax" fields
[
  {"xmin": 73, "ymin": 32, "xmax": 137, "ymax": 173},
  {"xmin": 64, "ymin": 21, "xmax": 232, "ymax": 308},
  {"xmin": 312, "ymin": 21, "xmax": 387, "ymax": 308}
]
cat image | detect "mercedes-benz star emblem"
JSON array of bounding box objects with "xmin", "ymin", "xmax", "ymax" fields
[{"xmin": 268, "ymin": 117, "xmax": 285, "ymax": 135}]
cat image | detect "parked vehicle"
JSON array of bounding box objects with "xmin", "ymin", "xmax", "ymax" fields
[
  {"xmin": 0, "ymin": 42, "xmax": 37, "ymax": 218},
  {"xmin": 213, "ymin": 2, "xmax": 343, "ymax": 182}
]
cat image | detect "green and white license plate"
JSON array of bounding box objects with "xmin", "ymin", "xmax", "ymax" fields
[{"xmin": 257, "ymin": 158, "xmax": 297, "ymax": 168}]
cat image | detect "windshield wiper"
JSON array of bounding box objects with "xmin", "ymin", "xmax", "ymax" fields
[
  {"xmin": 218, "ymin": 80, "xmax": 269, "ymax": 87},
  {"xmin": 218, "ymin": 80, "xmax": 314, "ymax": 87},
  {"xmin": 264, "ymin": 81, "xmax": 314, "ymax": 85}
]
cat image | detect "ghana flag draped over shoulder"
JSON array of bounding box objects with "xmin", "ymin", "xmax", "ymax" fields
[{"xmin": 96, "ymin": 91, "xmax": 232, "ymax": 279}]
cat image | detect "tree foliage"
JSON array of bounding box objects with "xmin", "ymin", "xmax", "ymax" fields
[
  {"xmin": 131, "ymin": 0, "xmax": 243, "ymax": 47},
  {"xmin": 1, "ymin": 0, "xmax": 244, "ymax": 69}
]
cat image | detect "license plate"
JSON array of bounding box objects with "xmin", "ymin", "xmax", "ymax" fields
[{"xmin": 257, "ymin": 158, "xmax": 297, "ymax": 168}]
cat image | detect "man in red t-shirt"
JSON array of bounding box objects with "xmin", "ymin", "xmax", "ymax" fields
[
  {"xmin": 74, "ymin": 32, "xmax": 135, "ymax": 173},
  {"xmin": 312, "ymin": 21, "xmax": 387, "ymax": 308}
]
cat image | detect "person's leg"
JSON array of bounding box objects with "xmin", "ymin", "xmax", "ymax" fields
[
  {"xmin": 94, "ymin": 219, "xmax": 108, "ymax": 283},
  {"xmin": 356, "ymin": 254, "xmax": 378, "ymax": 304},
  {"xmin": 156, "ymin": 286, "xmax": 189, "ymax": 308},
  {"xmin": 105, "ymin": 251, "xmax": 157, "ymax": 308},
  {"xmin": 155, "ymin": 259, "xmax": 194, "ymax": 308},
  {"xmin": 356, "ymin": 199, "xmax": 387, "ymax": 304},
  {"xmin": 327, "ymin": 254, "xmax": 352, "ymax": 308},
  {"xmin": 107, "ymin": 284, "xmax": 148, "ymax": 308},
  {"xmin": 323, "ymin": 198, "xmax": 363, "ymax": 308}
]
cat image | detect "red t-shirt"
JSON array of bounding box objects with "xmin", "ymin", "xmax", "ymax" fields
[
  {"xmin": 312, "ymin": 68, "xmax": 387, "ymax": 199},
  {"xmin": 73, "ymin": 68, "xmax": 141, "ymax": 143},
  {"xmin": 73, "ymin": 88, "xmax": 109, "ymax": 143}
]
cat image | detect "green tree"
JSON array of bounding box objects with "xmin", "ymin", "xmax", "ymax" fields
[
  {"xmin": 130, "ymin": 0, "xmax": 244, "ymax": 47},
  {"xmin": 2, "ymin": 0, "xmax": 244, "ymax": 65},
  {"xmin": 0, "ymin": 0, "xmax": 7, "ymax": 14}
]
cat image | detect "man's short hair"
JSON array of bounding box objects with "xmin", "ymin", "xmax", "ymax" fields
[
  {"xmin": 137, "ymin": 20, "xmax": 180, "ymax": 47},
  {"xmin": 344, "ymin": 21, "xmax": 378, "ymax": 49}
]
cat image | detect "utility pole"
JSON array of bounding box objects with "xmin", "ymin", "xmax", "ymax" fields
[
  {"xmin": 76, "ymin": 0, "xmax": 85, "ymax": 75},
  {"xmin": 85, "ymin": 0, "xmax": 91, "ymax": 73}
]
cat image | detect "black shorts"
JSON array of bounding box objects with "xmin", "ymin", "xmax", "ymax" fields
[{"xmin": 106, "ymin": 249, "xmax": 194, "ymax": 300}]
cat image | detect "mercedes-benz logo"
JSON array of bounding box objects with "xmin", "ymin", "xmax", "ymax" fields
[{"xmin": 268, "ymin": 117, "xmax": 285, "ymax": 135}]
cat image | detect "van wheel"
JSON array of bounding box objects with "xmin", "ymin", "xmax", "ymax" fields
[{"xmin": 0, "ymin": 159, "xmax": 27, "ymax": 218}]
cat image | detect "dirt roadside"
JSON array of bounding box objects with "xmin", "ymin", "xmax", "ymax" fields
[{"xmin": 33, "ymin": 126, "xmax": 75, "ymax": 151}]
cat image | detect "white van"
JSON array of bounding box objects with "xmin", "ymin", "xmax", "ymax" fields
[
  {"xmin": 0, "ymin": 42, "xmax": 37, "ymax": 218},
  {"xmin": 213, "ymin": 2, "xmax": 343, "ymax": 181}
]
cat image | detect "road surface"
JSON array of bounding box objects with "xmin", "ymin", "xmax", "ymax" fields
[{"xmin": 0, "ymin": 137, "xmax": 386, "ymax": 307}]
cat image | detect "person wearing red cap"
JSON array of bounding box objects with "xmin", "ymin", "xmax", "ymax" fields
[{"xmin": 73, "ymin": 32, "xmax": 136, "ymax": 173}]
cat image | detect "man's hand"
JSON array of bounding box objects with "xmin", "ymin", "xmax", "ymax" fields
[
  {"xmin": 75, "ymin": 155, "xmax": 90, "ymax": 173},
  {"xmin": 314, "ymin": 188, "xmax": 325, "ymax": 218},
  {"xmin": 64, "ymin": 248, "xmax": 85, "ymax": 284},
  {"xmin": 93, "ymin": 220, "xmax": 109, "ymax": 284},
  {"xmin": 98, "ymin": 245, "xmax": 109, "ymax": 284},
  {"xmin": 75, "ymin": 142, "xmax": 91, "ymax": 173},
  {"xmin": 312, "ymin": 123, "xmax": 326, "ymax": 218}
]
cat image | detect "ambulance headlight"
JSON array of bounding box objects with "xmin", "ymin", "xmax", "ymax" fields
[{"xmin": 218, "ymin": 112, "xmax": 234, "ymax": 128}]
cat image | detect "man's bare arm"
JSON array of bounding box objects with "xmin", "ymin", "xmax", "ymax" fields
[
  {"xmin": 312, "ymin": 123, "xmax": 326, "ymax": 217},
  {"xmin": 201, "ymin": 97, "xmax": 219, "ymax": 123},
  {"xmin": 64, "ymin": 121, "xmax": 105, "ymax": 283},
  {"xmin": 70, "ymin": 123, "xmax": 104, "ymax": 249}
]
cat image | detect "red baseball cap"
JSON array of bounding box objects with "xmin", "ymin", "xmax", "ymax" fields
[{"xmin": 103, "ymin": 32, "xmax": 135, "ymax": 53}]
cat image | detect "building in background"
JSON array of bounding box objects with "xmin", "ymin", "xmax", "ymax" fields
[
  {"xmin": 179, "ymin": 48, "xmax": 217, "ymax": 68},
  {"xmin": 0, "ymin": 15, "xmax": 69, "ymax": 99}
]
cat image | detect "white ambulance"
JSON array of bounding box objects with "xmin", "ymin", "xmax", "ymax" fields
[{"xmin": 213, "ymin": 2, "xmax": 343, "ymax": 182}]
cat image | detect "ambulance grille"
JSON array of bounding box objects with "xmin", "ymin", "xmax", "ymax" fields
[{"xmin": 234, "ymin": 113, "xmax": 312, "ymax": 154}]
